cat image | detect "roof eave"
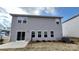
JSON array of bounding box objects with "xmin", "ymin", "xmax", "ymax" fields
[{"xmin": 10, "ymin": 13, "xmax": 63, "ymax": 19}]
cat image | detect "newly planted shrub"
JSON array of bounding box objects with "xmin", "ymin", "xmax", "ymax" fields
[
  {"xmin": 0, "ymin": 39, "xmax": 3, "ymax": 44},
  {"xmin": 62, "ymin": 37, "xmax": 71, "ymax": 43}
]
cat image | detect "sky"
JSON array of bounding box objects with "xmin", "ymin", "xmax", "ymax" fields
[
  {"xmin": 55, "ymin": 7, "xmax": 79, "ymax": 22},
  {"xmin": 28, "ymin": 7, "xmax": 79, "ymax": 22},
  {"xmin": 2, "ymin": 7, "xmax": 79, "ymax": 22}
]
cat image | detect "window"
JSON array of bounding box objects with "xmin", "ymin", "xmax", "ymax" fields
[
  {"xmin": 18, "ymin": 20, "xmax": 21, "ymax": 23},
  {"xmin": 44, "ymin": 31, "xmax": 47, "ymax": 37},
  {"xmin": 17, "ymin": 32, "xmax": 25, "ymax": 40},
  {"xmin": 22, "ymin": 32, "xmax": 25, "ymax": 40},
  {"xmin": 17, "ymin": 32, "xmax": 21, "ymax": 40},
  {"xmin": 50, "ymin": 31, "xmax": 54, "ymax": 37},
  {"xmin": 23, "ymin": 20, "xmax": 27, "ymax": 23},
  {"xmin": 31, "ymin": 31, "xmax": 35, "ymax": 38},
  {"xmin": 38, "ymin": 31, "xmax": 41, "ymax": 37},
  {"xmin": 56, "ymin": 22, "xmax": 59, "ymax": 24}
]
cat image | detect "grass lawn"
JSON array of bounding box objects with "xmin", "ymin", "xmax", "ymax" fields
[{"xmin": 1, "ymin": 39, "xmax": 79, "ymax": 51}]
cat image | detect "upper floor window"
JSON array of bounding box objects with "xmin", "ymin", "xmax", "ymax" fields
[
  {"xmin": 18, "ymin": 20, "xmax": 21, "ymax": 23},
  {"xmin": 56, "ymin": 19, "xmax": 60, "ymax": 24},
  {"xmin": 23, "ymin": 20, "xmax": 27, "ymax": 23},
  {"xmin": 17, "ymin": 17, "xmax": 27, "ymax": 24},
  {"xmin": 38, "ymin": 31, "xmax": 41, "ymax": 38},
  {"xmin": 56, "ymin": 22, "xmax": 59, "ymax": 24},
  {"xmin": 50, "ymin": 31, "xmax": 54, "ymax": 37},
  {"xmin": 44, "ymin": 31, "xmax": 47, "ymax": 38}
]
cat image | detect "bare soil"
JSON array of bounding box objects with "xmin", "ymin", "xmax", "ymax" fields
[{"xmin": 0, "ymin": 39, "xmax": 79, "ymax": 51}]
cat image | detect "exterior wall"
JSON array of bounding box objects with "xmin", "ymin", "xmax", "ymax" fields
[
  {"xmin": 11, "ymin": 16, "xmax": 62, "ymax": 41},
  {"xmin": 62, "ymin": 16, "xmax": 79, "ymax": 38}
]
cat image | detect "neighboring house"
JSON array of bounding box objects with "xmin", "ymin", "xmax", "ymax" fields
[
  {"xmin": 1, "ymin": 29, "xmax": 10, "ymax": 36},
  {"xmin": 62, "ymin": 14, "xmax": 79, "ymax": 38},
  {"xmin": 10, "ymin": 14, "xmax": 62, "ymax": 42}
]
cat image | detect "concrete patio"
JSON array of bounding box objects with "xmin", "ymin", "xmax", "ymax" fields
[{"xmin": 0, "ymin": 41, "xmax": 29, "ymax": 49}]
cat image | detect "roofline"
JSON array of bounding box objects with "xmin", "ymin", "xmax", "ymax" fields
[
  {"xmin": 63, "ymin": 14, "xmax": 79, "ymax": 23},
  {"xmin": 10, "ymin": 14, "xmax": 63, "ymax": 19}
]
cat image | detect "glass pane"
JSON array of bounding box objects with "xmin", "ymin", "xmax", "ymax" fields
[
  {"xmin": 56, "ymin": 22, "xmax": 59, "ymax": 24},
  {"xmin": 38, "ymin": 31, "xmax": 41, "ymax": 37},
  {"xmin": 31, "ymin": 31, "xmax": 35, "ymax": 38},
  {"xmin": 23, "ymin": 20, "xmax": 27, "ymax": 23},
  {"xmin": 22, "ymin": 32, "xmax": 25, "ymax": 40},
  {"xmin": 44, "ymin": 32, "xmax": 47, "ymax": 37},
  {"xmin": 17, "ymin": 32, "xmax": 21, "ymax": 40},
  {"xmin": 51, "ymin": 31, "xmax": 54, "ymax": 37},
  {"xmin": 18, "ymin": 20, "xmax": 21, "ymax": 23}
]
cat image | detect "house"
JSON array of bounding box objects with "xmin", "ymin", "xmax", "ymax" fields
[
  {"xmin": 10, "ymin": 14, "xmax": 62, "ymax": 42},
  {"xmin": 62, "ymin": 14, "xmax": 79, "ymax": 38}
]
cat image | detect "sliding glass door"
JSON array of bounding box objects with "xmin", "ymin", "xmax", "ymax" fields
[{"xmin": 17, "ymin": 32, "xmax": 25, "ymax": 41}]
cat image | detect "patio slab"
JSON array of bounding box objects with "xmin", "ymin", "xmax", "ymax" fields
[{"xmin": 0, "ymin": 41, "xmax": 29, "ymax": 49}]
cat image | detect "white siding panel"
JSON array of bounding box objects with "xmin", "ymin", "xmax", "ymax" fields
[{"xmin": 62, "ymin": 16, "xmax": 79, "ymax": 37}]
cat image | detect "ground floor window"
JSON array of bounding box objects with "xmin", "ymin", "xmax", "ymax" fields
[
  {"xmin": 50, "ymin": 31, "xmax": 54, "ymax": 37},
  {"xmin": 17, "ymin": 32, "xmax": 21, "ymax": 40},
  {"xmin": 31, "ymin": 31, "xmax": 54, "ymax": 38},
  {"xmin": 44, "ymin": 31, "xmax": 47, "ymax": 38},
  {"xmin": 38, "ymin": 31, "xmax": 41, "ymax": 38},
  {"xmin": 17, "ymin": 32, "xmax": 25, "ymax": 40},
  {"xmin": 22, "ymin": 32, "xmax": 25, "ymax": 40},
  {"xmin": 31, "ymin": 31, "xmax": 35, "ymax": 38}
]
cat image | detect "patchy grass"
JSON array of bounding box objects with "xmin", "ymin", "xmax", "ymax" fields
[{"xmin": 1, "ymin": 39, "xmax": 79, "ymax": 51}]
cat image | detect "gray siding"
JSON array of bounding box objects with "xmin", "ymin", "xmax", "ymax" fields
[{"xmin": 11, "ymin": 16, "xmax": 62, "ymax": 41}]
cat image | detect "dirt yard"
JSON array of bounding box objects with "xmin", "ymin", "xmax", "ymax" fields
[{"xmin": 0, "ymin": 38, "xmax": 79, "ymax": 51}]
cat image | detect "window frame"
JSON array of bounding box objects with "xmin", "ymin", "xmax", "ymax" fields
[
  {"xmin": 17, "ymin": 32, "xmax": 21, "ymax": 40},
  {"xmin": 23, "ymin": 20, "xmax": 27, "ymax": 23},
  {"xmin": 17, "ymin": 32, "xmax": 25, "ymax": 41},
  {"xmin": 22, "ymin": 32, "xmax": 25, "ymax": 40},
  {"xmin": 44, "ymin": 31, "xmax": 47, "ymax": 38},
  {"xmin": 38, "ymin": 31, "xmax": 41, "ymax": 38},
  {"xmin": 18, "ymin": 20, "xmax": 21, "ymax": 23},
  {"xmin": 56, "ymin": 21, "xmax": 59, "ymax": 24},
  {"xmin": 50, "ymin": 31, "xmax": 54, "ymax": 37},
  {"xmin": 31, "ymin": 31, "xmax": 35, "ymax": 38}
]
